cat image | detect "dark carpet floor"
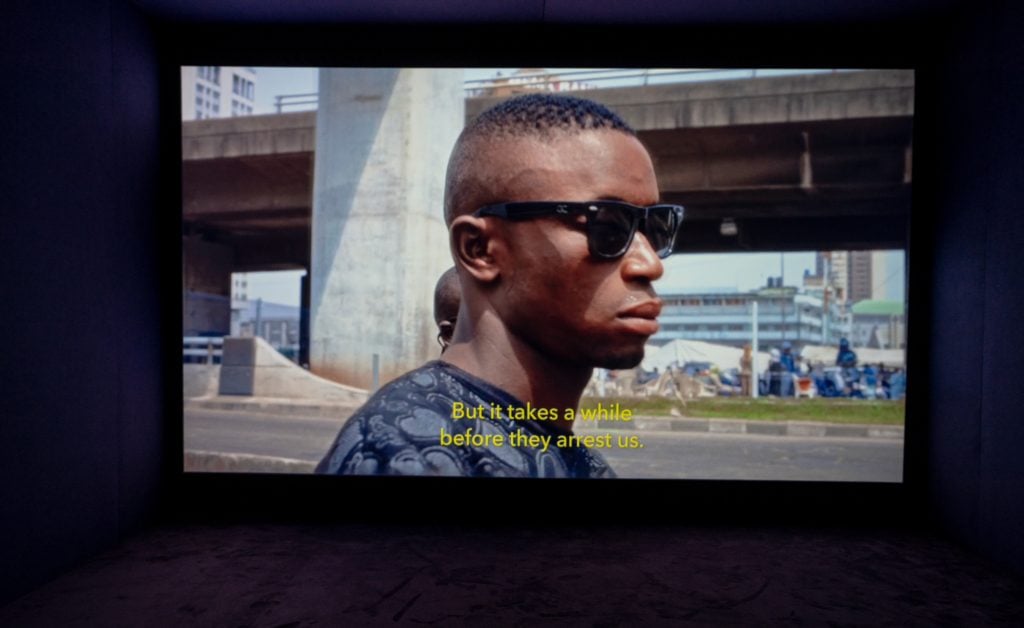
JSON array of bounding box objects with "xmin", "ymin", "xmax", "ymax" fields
[{"xmin": 2, "ymin": 523, "xmax": 1023, "ymax": 626}]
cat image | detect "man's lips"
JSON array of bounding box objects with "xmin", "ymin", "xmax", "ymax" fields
[
  {"xmin": 618, "ymin": 300, "xmax": 663, "ymax": 319},
  {"xmin": 616, "ymin": 300, "xmax": 663, "ymax": 335}
]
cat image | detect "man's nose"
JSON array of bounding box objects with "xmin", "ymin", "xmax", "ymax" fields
[{"xmin": 620, "ymin": 232, "xmax": 664, "ymax": 282}]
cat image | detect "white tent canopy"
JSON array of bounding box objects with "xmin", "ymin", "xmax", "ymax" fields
[
  {"xmin": 641, "ymin": 339, "xmax": 771, "ymax": 373},
  {"xmin": 800, "ymin": 344, "xmax": 905, "ymax": 368}
]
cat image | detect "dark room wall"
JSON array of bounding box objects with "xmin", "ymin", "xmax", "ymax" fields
[
  {"xmin": 1, "ymin": 0, "xmax": 1023, "ymax": 607},
  {"xmin": 925, "ymin": 0, "xmax": 1024, "ymax": 573},
  {"xmin": 1, "ymin": 0, "xmax": 165, "ymax": 602}
]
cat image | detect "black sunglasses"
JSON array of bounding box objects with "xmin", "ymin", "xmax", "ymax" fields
[{"xmin": 473, "ymin": 201, "xmax": 684, "ymax": 260}]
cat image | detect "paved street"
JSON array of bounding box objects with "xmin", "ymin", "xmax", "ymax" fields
[
  {"xmin": 185, "ymin": 407, "xmax": 903, "ymax": 482},
  {"xmin": 185, "ymin": 408, "xmax": 343, "ymax": 463},
  {"xmin": 600, "ymin": 431, "xmax": 902, "ymax": 482}
]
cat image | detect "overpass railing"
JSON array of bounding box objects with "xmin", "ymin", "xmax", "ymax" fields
[
  {"xmin": 184, "ymin": 336, "xmax": 223, "ymax": 364},
  {"xmin": 273, "ymin": 92, "xmax": 319, "ymax": 113},
  {"xmin": 463, "ymin": 68, "xmax": 843, "ymax": 97},
  {"xmin": 273, "ymin": 68, "xmax": 845, "ymax": 113}
]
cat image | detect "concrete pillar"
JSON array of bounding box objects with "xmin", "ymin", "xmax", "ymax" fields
[
  {"xmin": 182, "ymin": 236, "xmax": 233, "ymax": 335},
  {"xmin": 299, "ymin": 272, "xmax": 310, "ymax": 368},
  {"xmin": 310, "ymin": 69, "xmax": 463, "ymax": 389}
]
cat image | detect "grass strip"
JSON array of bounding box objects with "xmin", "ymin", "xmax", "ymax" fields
[{"xmin": 579, "ymin": 396, "xmax": 905, "ymax": 425}]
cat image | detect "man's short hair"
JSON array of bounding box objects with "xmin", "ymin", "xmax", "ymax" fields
[{"xmin": 444, "ymin": 93, "xmax": 637, "ymax": 225}]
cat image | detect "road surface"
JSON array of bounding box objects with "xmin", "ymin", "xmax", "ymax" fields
[{"xmin": 184, "ymin": 407, "xmax": 903, "ymax": 482}]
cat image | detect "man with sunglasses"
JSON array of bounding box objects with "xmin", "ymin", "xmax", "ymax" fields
[{"xmin": 317, "ymin": 93, "xmax": 682, "ymax": 477}]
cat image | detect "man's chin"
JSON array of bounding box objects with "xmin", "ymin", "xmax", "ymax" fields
[{"xmin": 595, "ymin": 348, "xmax": 647, "ymax": 370}]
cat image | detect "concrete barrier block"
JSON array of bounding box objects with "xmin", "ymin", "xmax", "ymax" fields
[
  {"xmin": 219, "ymin": 366, "xmax": 255, "ymax": 395},
  {"xmin": 222, "ymin": 337, "xmax": 257, "ymax": 366}
]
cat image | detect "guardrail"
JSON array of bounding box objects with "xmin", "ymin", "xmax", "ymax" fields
[
  {"xmin": 273, "ymin": 92, "xmax": 319, "ymax": 113},
  {"xmin": 183, "ymin": 336, "xmax": 223, "ymax": 364},
  {"xmin": 272, "ymin": 68, "xmax": 844, "ymax": 112}
]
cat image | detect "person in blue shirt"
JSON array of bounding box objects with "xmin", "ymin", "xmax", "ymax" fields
[
  {"xmin": 780, "ymin": 341, "xmax": 796, "ymax": 372},
  {"xmin": 862, "ymin": 363, "xmax": 878, "ymax": 399},
  {"xmin": 835, "ymin": 338, "xmax": 860, "ymax": 397},
  {"xmin": 779, "ymin": 341, "xmax": 796, "ymax": 396},
  {"xmin": 836, "ymin": 337, "xmax": 858, "ymax": 368}
]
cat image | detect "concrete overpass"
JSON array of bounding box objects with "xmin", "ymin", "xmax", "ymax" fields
[
  {"xmin": 470, "ymin": 69, "xmax": 914, "ymax": 252},
  {"xmin": 183, "ymin": 69, "xmax": 913, "ymax": 268},
  {"xmin": 182, "ymin": 69, "xmax": 913, "ymax": 338},
  {"xmin": 183, "ymin": 111, "xmax": 316, "ymax": 273}
]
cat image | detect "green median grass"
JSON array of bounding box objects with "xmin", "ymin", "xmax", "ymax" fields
[{"xmin": 579, "ymin": 396, "xmax": 905, "ymax": 425}]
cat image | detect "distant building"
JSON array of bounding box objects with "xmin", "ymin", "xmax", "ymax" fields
[
  {"xmin": 850, "ymin": 300, "xmax": 905, "ymax": 349},
  {"xmin": 474, "ymin": 68, "xmax": 592, "ymax": 98},
  {"xmin": 848, "ymin": 251, "xmax": 873, "ymax": 303},
  {"xmin": 807, "ymin": 250, "xmax": 904, "ymax": 306},
  {"xmin": 231, "ymin": 299, "xmax": 301, "ymax": 361},
  {"xmin": 653, "ymin": 280, "xmax": 850, "ymax": 350},
  {"xmin": 180, "ymin": 66, "xmax": 257, "ymax": 121},
  {"xmin": 869, "ymin": 250, "xmax": 905, "ymax": 301},
  {"xmin": 231, "ymin": 274, "xmax": 248, "ymax": 301},
  {"xmin": 802, "ymin": 268, "xmax": 824, "ymax": 290},
  {"xmin": 828, "ymin": 251, "xmax": 849, "ymax": 303},
  {"xmin": 805, "ymin": 251, "xmax": 850, "ymax": 304}
]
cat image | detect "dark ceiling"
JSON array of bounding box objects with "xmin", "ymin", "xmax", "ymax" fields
[{"xmin": 133, "ymin": 0, "xmax": 958, "ymax": 25}]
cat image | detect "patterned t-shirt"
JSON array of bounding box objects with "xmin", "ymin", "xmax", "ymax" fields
[{"xmin": 315, "ymin": 361, "xmax": 615, "ymax": 478}]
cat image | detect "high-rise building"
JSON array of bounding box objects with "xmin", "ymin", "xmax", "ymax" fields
[
  {"xmin": 814, "ymin": 251, "xmax": 826, "ymax": 278},
  {"xmin": 180, "ymin": 66, "xmax": 257, "ymax": 121},
  {"xmin": 818, "ymin": 250, "xmax": 904, "ymax": 306},
  {"xmin": 869, "ymin": 250, "xmax": 905, "ymax": 301},
  {"xmin": 828, "ymin": 251, "xmax": 849, "ymax": 304},
  {"xmin": 848, "ymin": 250, "xmax": 873, "ymax": 303}
]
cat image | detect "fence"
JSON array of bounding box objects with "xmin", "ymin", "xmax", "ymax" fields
[
  {"xmin": 273, "ymin": 68, "xmax": 844, "ymax": 112},
  {"xmin": 183, "ymin": 336, "xmax": 223, "ymax": 364}
]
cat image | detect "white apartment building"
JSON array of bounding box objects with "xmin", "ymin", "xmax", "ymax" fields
[
  {"xmin": 180, "ymin": 66, "xmax": 257, "ymax": 121},
  {"xmin": 653, "ymin": 283, "xmax": 851, "ymax": 350}
]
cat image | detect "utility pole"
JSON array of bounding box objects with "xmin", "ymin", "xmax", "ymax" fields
[
  {"xmin": 751, "ymin": 300, "xmax": 760, "ymax": 399},
  {"xmin": 823, "ymin": 254, "xmax": 831, "ymax": 344},
  {"xmin": 780, "ymin": 253, "xmax": 786, "ymax": 343},
  {"xmin": 254, "ymin": 298, "xmax": 263, "ymax": 340}
]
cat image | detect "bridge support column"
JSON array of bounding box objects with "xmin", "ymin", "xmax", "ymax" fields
[
  {"xmin": 183, "ymin": 236, "xmax": 233, "ymax": 336},
  {"xmin": 310, "ymin": 69, "xmax": 463, "ymax": 389}
]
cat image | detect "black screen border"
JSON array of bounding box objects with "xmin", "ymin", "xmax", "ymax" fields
[{"xmin": 163, "ymin": 20, "xmax": 937, "ymax": 526}]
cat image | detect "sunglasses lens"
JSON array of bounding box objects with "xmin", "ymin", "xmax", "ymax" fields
[
  {"xmin": 645, "ymin": 206, "xmax": 678, "ymax": 258},
  {"xmin": 588, "ymin": 204, "xmax": 636, "ymax": 257}
]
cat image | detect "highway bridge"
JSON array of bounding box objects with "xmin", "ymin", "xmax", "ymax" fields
[
  {"xmin": 182, "ymin": 69, "xmax": 913, "ymax": 379},
  {"xmin": 183, "ymin": 69, "xmax": 913, "ymax": 273}
]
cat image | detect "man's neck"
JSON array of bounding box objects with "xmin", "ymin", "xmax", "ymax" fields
[{"xmin": 441, "ymin": 321, "xmax": 591, "ymax": 434}]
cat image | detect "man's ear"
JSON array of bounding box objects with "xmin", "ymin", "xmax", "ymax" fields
[{"xmin": 450, "ymin": 214, "xmax": 502, "ymax": 283}]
